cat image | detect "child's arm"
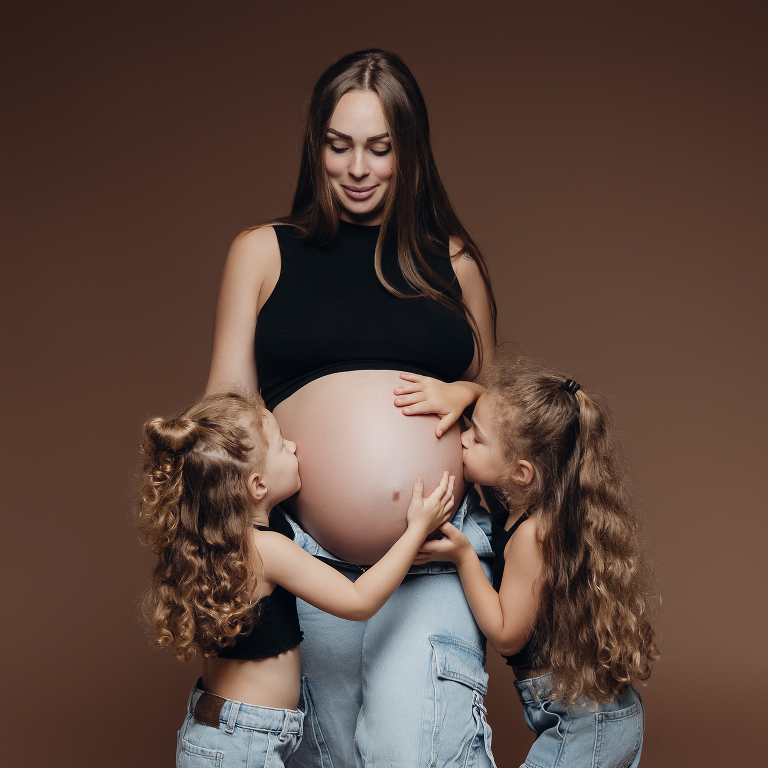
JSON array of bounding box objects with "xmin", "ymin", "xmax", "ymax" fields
[
  {"xmin": 257, "ymin": 473, "xmax": 456, "ymax": 622},
  {"xmin": 394, "ymin": 373, "xmax": 485, "ymax": 437},
  {"xmin": 417, "ymin": 520, "xmax": 543, "ymax": 657}
]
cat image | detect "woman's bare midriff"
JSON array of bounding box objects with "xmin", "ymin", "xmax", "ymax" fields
[{"xmin": 274, "ymin": 369, "xmax": 466, "ymax": 565}]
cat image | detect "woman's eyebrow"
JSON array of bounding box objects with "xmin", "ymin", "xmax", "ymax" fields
[{"xmin": 327, "ymin": 128, "xmax": 390, "ymax": 142}]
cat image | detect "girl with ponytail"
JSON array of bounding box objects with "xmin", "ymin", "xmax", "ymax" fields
[
  {"xmin": 138, "ymin": 391, "xmax": 456, "ymax": 767},
  {"xmin": 393, "ymin": 359, "xmax": 658, "ymax": 768}
]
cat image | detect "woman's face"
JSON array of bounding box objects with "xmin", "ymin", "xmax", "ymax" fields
[{"xmin": 324, "ymin": 90, "xmax": 394, "ymax": 225}]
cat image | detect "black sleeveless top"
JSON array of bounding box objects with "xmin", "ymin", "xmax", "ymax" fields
[
  {"xmin": 216, "ymin": 512, "xmax": 304, "ymax": 660},
  {"xmin": 255, "ymin": 221, "xmax": 475, "ymax": 410},
  {"xmin": 491, "ymin": 509, "xmax": 544, "ymax": 670}
]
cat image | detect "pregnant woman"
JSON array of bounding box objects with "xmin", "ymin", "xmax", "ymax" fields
[{"xmin": 206, "ymin": 49, "xmax": 498, "ymax": 767}]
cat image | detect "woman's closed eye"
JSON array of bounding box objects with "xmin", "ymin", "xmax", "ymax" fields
[{"xmin": 328, "ymin": 144, "xmax": 391, "ymax": 157}]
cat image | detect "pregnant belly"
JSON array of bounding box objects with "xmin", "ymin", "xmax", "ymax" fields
[{"xmin": 273, "ymin": 370, "xmax": 466, "ymax": 565}]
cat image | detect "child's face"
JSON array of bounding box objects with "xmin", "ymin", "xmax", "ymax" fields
[
  {"xmin": 461, "ymin": 394, "xmax": 507, "ymax": 486},
  {"xmin": 260, "ymin": 410, "xmax": 301, "ymax": 505}
]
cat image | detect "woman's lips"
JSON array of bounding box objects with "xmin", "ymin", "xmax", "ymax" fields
[{"xmin": 342, "ymin": 185, "xmax": 377, "ymax": 201}]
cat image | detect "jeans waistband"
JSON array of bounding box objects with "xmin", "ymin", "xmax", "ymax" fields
[
  {"xmin": 189, "ymin": 679, "xmax": 304, "ymax": 736},
  {"xmin": 513, "ymin": 673, "xmax": 553, "ymax": 704},
  {"xmin": 514, "ymin": 675, "xmax": 641, "ymax": 714},
  {"xmin": 280, "ymin": 485, "xmax": 493, "ymax": 573}
]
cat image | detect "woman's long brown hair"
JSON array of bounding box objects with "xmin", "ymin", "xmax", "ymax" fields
[
  {"xmin": 487, "ymin": 359, "xmax": 659, "ymax": 704},
  {"xmin": 274, "ymin": 48, "xmax": 497, "ymax": 375},
  {"xmin": 137, "ymin": 392, "xmax": 267, "ymax": 661}
]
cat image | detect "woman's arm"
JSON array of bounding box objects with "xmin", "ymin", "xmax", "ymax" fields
[
  {"xmin": 417, "ymin": 519, "xmax": 543, "ymax": 657},
  {"xmin": 205, "ymin": 227, "xmax": 281, "ymax": 395},
  {"xmin": 258, "ymin": 475, "xmax": 456, "ymax": 622},
  {"xmin": 450, "ymin": 236, "xmax": 496, "ymax": 384}
]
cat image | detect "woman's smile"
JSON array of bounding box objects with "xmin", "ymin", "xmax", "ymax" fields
[{"xmin": 341, "ymin": 184, "xmax": 378, "ymax": 201}]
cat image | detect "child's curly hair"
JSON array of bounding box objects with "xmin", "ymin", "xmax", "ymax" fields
[
  {"xmin": 137, "ymin": 391, "xmax": 267, "ymax": 661},
  {"xmin": 486, "ymin": 358, "xmax": 659, "ymax": 704}
]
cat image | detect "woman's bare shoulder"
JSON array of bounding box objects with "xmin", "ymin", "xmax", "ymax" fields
[
  {"xmin": 228, "ymin": 225, "xmax": 281, "ymax": 268},
  {"xmin": 448, "ymin": 235, "xmax": 480, "ymax": 279},
  {"xmin": 448, "ymin": 234, "xmax": 466, "ymax": 258},
  {"xmin": 219, "ymin": 225, "xmax": 282, "ymax": 306}
]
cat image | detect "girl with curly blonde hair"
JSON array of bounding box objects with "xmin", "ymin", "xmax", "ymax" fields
[
  {"xmin": 138, "ymin": 391, "xmax": 456, "ymax": 767},
  {"xmin": 393, "ymin": 359, "xmax": 659, "ymax": 768}
]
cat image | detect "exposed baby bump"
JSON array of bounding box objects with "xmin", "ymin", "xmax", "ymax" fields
[{"xmin": 273, "ymin": 370, "xmax": 466, "ymax": 565}]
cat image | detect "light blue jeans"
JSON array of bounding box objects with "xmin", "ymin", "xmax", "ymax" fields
[
  {"xmin": 177, "ymin": 679, "xmax": 305, "ymax": 767},
  {"xmin": 282, "ymin": 486, "xmax": 497, "ymax": 768},
  {"xmin": 515, "ymin": 674, "xmax": 644, "ymax": 768}
]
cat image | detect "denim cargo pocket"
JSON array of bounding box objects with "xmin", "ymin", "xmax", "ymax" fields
[
  {"xmin": 430, "ymin": 635, "xmax": 488, "ymax": 693},
  {"xmin": 422, "ymin": 636, "xmax": 495, "ymax": 767},
  {"xmin": 594, "ymin": 701, "xmax": 643, "ymax": 768}
]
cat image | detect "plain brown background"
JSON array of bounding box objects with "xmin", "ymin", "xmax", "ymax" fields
[{"xmin": 3, "ymin": 2, "xmax": 766, "ymax": 766}]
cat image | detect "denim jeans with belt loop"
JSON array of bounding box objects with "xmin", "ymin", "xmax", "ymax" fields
[{"xmin": 176, "ymin": 678, "xmax": 305, "ymax": 767}]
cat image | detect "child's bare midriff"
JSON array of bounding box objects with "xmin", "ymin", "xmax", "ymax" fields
[
  {"xmin": 274, "ymin": 369, "xmax": 467, "ymax": 565},
  {"xmin": 202, "ymin": 647, "xmax": 302, "ymax": 710}
]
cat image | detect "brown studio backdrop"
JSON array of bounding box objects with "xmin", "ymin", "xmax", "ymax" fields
[{"xmin": 2, "ymin": 2, "xmax": 766, "ymax": 766}]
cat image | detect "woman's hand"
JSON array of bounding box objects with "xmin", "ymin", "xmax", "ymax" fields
[
  {"xmin": 406, "ymin": 472, "xmax": 455, "ymax": 535},
  {"xmin": 412, "ymin": 521, "xmax": 472, "ymax": 565},
  {"xmin": 394, "ymin": 373, "xmax": 484, "ymax": 437}
]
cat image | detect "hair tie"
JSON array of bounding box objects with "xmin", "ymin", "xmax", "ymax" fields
[{"xmin": 563, "ymin": 379, "xmax": 581, "ymax": 396}]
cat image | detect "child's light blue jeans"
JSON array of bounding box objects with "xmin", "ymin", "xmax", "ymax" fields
[
  {"xmin": 177, "ymin": 679, "xmax": 304, "ymax": 768},
  {"xmin": 515, "ymin": 673, "xmax": 644, "ymax": 768},
  {"xmin": 282, "ymin": 486, "xmax": 497, "ymax": 768}
]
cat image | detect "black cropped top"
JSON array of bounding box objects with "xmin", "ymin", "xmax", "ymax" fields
[
  {"xmin": 216, "ymin": 512, "xmax": 304, "ymax": 660},
  {"xmin": 491, "ymin": 509, "xmax": 544, "ymax": 671},
  {"xmin": 255, "ymin": 221, "xmax": 475, "ymax": 410}
]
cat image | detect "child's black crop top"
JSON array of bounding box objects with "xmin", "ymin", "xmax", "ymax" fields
[
  {"xmin": 491, "ymin": 509, "xmax": 544, "ymax": 671},
  {"xmin": 255, "ymin": 221, "xmax": 475, "ymax": 410},
  {"xmin": 216, "ymin": 512, "xmax": 304, "ymax": 660}
]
